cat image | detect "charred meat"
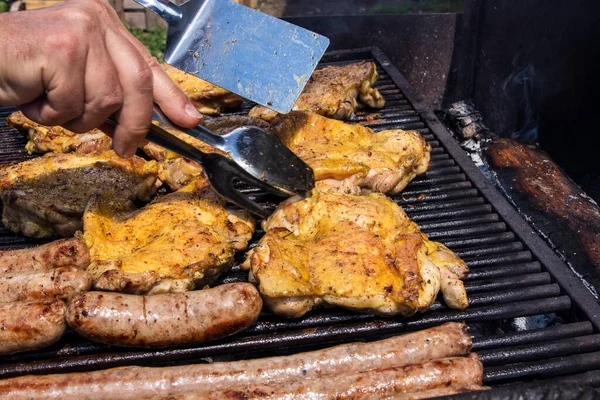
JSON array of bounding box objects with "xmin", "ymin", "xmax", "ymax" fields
[{"xmin": 0, "ymin": 151, "xmax": 159, "ymax": 238}]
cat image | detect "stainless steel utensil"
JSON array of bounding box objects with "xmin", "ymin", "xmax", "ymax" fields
[
  {"xmin": 134, "ymin": 0, "xmax": 329, "ymax": 113},
  {"xmin": 109, "ymin": 106, "xmax": 314, "ymax": 218}
]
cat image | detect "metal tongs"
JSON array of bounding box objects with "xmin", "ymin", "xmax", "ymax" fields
[{"xmin": 109, "ymin": 105, "xmax": 314, "ymax": 218}]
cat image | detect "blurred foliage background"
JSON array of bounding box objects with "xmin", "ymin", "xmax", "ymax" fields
[{"xmin": 126, "ymin": 25, "xmax": 167, "ymax": 62}]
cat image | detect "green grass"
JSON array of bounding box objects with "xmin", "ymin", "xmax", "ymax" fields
[
  {"xmin": 369, "ymin": 0, "xmax": 464, "ymax": 14},
  {"xmin": 0, "ymin": 1, "xmax": 9, "ymax": 13},
  {"xmin": 127, "ymin": 25, "xmax": 167, "ymax": 62}
]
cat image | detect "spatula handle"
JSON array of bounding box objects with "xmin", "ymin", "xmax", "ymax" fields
[{"xmin": 134, "ymin": 0, "xmax": 182, "ymax": 23}]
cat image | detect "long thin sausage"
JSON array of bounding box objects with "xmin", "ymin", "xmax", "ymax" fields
[
  {"xmin": 0, "ymin": 238, "xmax": 89, "ymax": 275},
  {"xmin": 386, "ymin": 384, "xmax": 489, "ymax": 400},
  {"xmin": 66, "ymin": 282, "xmax": 262, "ymax": 347},
  {"xmin": 151, "ymin": 384, "xmax": 489, "ymax": 400},
  {"xmin": 144, "ymin": 354, "xmax": 485, "ymax": 400},
  {"xmin": 0, "ymin": 322, "xmax": 471, "ymax": 400},
  {"xmin": 0, "ymin": 267, "xmax": 91, "ymax": 303},
  {"xmin": 0, "ymin": 300, "xmax": 66, "ymax": 355},
  {"xmin": 153, "ymin": 386, "xmax": 489, "ymax": 400}
]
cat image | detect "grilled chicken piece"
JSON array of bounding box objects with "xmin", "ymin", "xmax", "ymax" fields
[
  {"xmin": 243, "ymin": 188, "xmax": 468, "ymax": 318},
  {"xmin": 249, "ymin": 61, "xmax": 385, "ymax": 121},
  {"xmin": 6, "ymin": 111, "xmax": 112, "ymax": 155},
  {"xmin": 143, "ymin": 116, "xmax": 271, "ymax": 190},
  {"xmin": 83, "ymin": 177, "xmax": 254, "ymax": 294},
  {"xmin": 162, "ymin": 63, "xmax": 243, "ymax": 115},
  {"xmin": 0, "ymin": 151, "xmax": 159, "ymax": 238},
  {"xmin": 269, "ymin": 111, "xmax": 430, "ymax": 194}
]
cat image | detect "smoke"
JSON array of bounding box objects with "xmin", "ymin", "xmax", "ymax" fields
[{"xmin": 503, "ymin": 60, "xmax": 543, "ymax": 143}]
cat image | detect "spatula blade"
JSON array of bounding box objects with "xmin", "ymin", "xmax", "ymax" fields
[{"xmin": 162, "ymin": 0, "xmax": 329, "ymax": 113}]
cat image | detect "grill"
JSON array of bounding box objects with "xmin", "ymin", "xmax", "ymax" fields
[{"xmin": 1, "ymin": 47, "xmax": 600, "ymax": 392}]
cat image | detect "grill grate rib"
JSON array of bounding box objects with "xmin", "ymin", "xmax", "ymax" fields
[{"xmin": 1, "ymin": 48, "xmax": 600, "ymax": 392}]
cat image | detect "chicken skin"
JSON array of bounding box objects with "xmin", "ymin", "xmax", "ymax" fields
[
  {"xmin": 0, "ymin": 151, "xmax": 159, "ymax": 238},
  {"xmin": 162, "ymin": 63, "xmax": 243, "ymax": 115},
  {"xmin": 243, "ymin": 188, "xmax": 468, "ymax": 318},
  {"xmin": 269, "ymin": 112, "xmax": 430, "ymax": 194},
  {"xmin": 249, "ymin": 61, "xmax": 385, "ymax": 121},
  {"xmin": 83, "ymin": 177, "xmax": 254, "ymax": 294},
  {"xmin": 6, "ymin": 111, "xmax": 112, "ymax": 155}
]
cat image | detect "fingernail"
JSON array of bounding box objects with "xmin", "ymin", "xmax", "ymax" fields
[
  {"xmin": 185, "ymin": 103, "xmax": 202, "ymax": 120},
  {"xmin": 123, "ymin": 147, "xmax": 137, "ymax": 158},
  {"xmin": 113, "ymin": 144, "xmax": 135, "ymax": 159}
]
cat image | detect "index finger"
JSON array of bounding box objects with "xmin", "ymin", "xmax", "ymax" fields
[
  {"xmin": 118, "ymin": 27, "xmax": 203, "ymax": 128},
  {"xmin": 105, "ymin": 32, "xmax": 153, "ymax": 157}
]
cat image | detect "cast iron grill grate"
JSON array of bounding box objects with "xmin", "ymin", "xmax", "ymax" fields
[{"xmin": 1, "ymin": 48, "xmax": 600, "ymax": 391}]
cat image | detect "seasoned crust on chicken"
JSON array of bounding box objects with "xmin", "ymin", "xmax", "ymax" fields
[
  {"xmin": 83, "ymin": 177, "xmax": 255, "ymax": 294},
  {"xmin": 242, "ymin": 189, "xmax": 468, "ymax": 318},
  {"xmin": 143, "ymin": 116, "xmax": 272, "ymax": 190},
  {"xmin": 6, "ymin": 111, "xmax": 112, "ymax": 155},
  {"xmin": 162, "ymin": 63, "xmax": 243, "ymax": 115},
  {"xmin": 0, "ymin": 151, "xmax": 159, "ymax": 238},
  {"xmin": 249, "ymin": 61, "xmax": 385, "ymax": 121},
  {"xmin": 269, "ymin": 112, "xmax": 430, "ymax": 194}
]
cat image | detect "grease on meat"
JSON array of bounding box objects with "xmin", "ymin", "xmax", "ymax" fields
[{"xmin": 66, "ymin": 283, "xmax": 263, "ymax": 348}]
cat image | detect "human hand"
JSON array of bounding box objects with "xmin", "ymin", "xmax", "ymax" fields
[{"xmin": 0, "ymin": 0, "xmax": 202, "ymax": 157}]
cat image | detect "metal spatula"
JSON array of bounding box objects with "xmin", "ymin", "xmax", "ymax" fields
[
  {"xmin": 135, "ymin": 0, "xmax": 329, "ymax": 112},
  {"xmin": 108, "ymin": 106, "xmax": 314, "ymax": 218}
]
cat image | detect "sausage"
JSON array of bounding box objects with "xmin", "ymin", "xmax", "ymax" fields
[
  {"xmin": 0, "ymin": 300, "xmax": 67, "ymax": 355},
  {"xmin": 146, "ymin": 354, "xmax": 484, "ymax": 400},
  {"xmin": 0, "ymin": 238, "xmax": 89, "ymax": 275},
  {"xmin": 66, "ymin": 282, "xmax": 263, "ymax": 348},
  {"xmin": 385, "ymin": 384, "xmax": 489, "ymax": 400},
  {"xmin": 147, "ymin": 384, "xmax": 489, "ymax": 400},
  {"xmin": 0, "ymin": 267, "xmax": 91, "ymax": 303},
  {"xmin": 0, "ymin": 322, "xmax": 471, "ymax": 400}
]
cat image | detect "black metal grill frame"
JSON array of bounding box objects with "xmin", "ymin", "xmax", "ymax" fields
[{"xmin": 1, "ymin": 47, "xmax": 600, "ymax": 392}]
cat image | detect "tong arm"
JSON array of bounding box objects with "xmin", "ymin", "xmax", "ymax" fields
[
  {"xmin": 105, "ymin": 113, "xmax": 209, "ymax": 164},
  {"xmin": 150, "ymin": 106, "xmax": 226, "ymax": 151},
  {"xmin": 105, "ymin": 111, "xmax": 275, "ymax": 219}
]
